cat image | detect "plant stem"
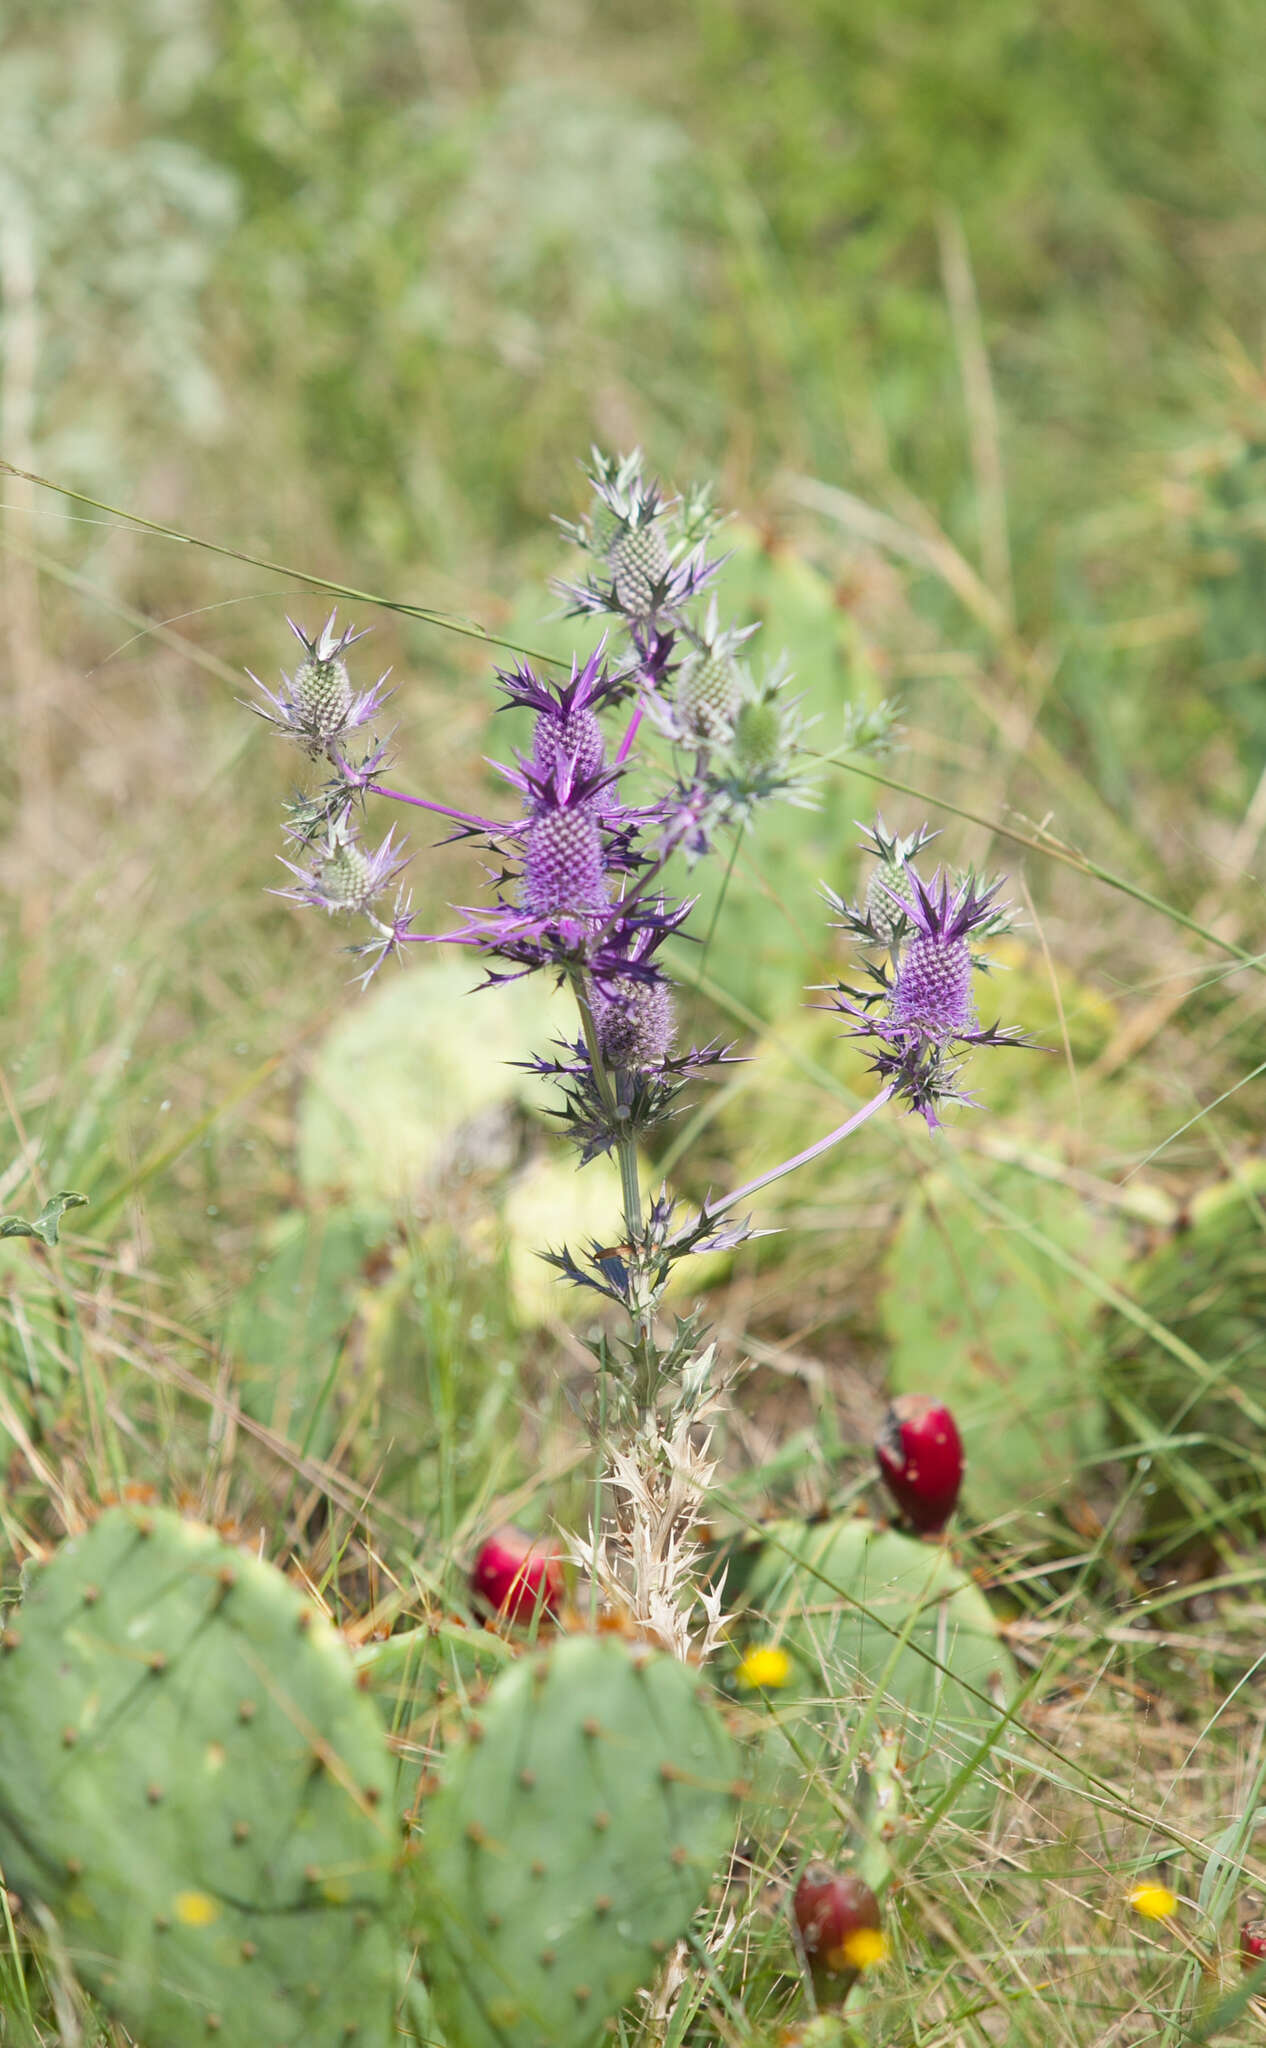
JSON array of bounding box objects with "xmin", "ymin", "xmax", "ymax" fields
[
  {"xmin": 615, "ymin": 1120, "xmax": 641, "ymax": 1246},
  {"xmin": 569, "ymin": 970, "xmax": 657, "ymax": 1400},
  {"xmin": 362, "ymin": 781, "xmax": 497, "ymax": 832},
  {"xmin": 693, "ymin": 1084, "xmax": 895, "ymax": 1226}
]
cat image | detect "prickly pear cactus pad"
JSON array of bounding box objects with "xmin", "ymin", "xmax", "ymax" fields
[
  {"xmin": 0, "ymin": 1506, "xmax": 397, "ymax": 2048},
  {"xmin": 357, "ymin": 1616, "xmax": 516, "ymax": 1822},
  {"xmin": 409, "ymin": 1633, "xmax": 739, "ymax": 2048},
  {"xmin": 880, "ymin": 1170, "xmax": 1123, "ymax": 1516},
  {"xmin": 735, "ymin": 1516, "xmax": 1015, "ymax": 1831},
  {"xmin": 1101, "ymin": 1165, "xmax": 1266, "ymax": 1535}
]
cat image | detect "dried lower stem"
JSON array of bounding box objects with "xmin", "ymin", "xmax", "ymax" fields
[{"xmin": 568, "ymin": 1355, "xmax": 731, "ymax": 1663}]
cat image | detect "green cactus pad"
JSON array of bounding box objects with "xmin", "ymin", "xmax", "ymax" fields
[
  {"xmin": 880, "ymin": 1170, "xmax": 1123, "ymax": 1516},
  {"xmin": 1100, "ymin": 1166, "xmax": 1266, "ymax": 1536},
  {"xmin": 357, "ymin": 1616, "xmax": 517, "ymax": 1822},
  {"xmin": 734, "ymin": 1515, "xmax": 1015, "ymax": 1832},
  {"xmin": 409, "ymin": 1633, "xmax": 738, "ymax": 2048},
  {"xmin": 0, "ymin": 1506, "xmax": 397, "ymax": 2047},
  {"xmin": 226, "ymin": 1205, "xmax": 383, "ymax": 1454}
]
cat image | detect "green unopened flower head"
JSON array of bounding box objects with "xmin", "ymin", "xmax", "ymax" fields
[
  {"xmin": 608, "ymin": 520, "xmax": 671, "ymax": 616},
  {"xmin": 732, "ymin": 697, "xmax": 781, "ymax": 775},
  {"xmin": 677, "ymin": 647, "xmax": 743, "ymax": 742},
  {"xmin": 246, "ymin": 609, "xmax": 392, "ymax": 759},
  {"xmin": 291, "ymin": 648, "xmax": 353, "ymax": 738},
  {"xmin": 275, "ymin": 823, "xmax": 408, "ymax": 919},
  {"xmin": 866, "ymin": 860, "xmax": 914, "ymax": 943}
]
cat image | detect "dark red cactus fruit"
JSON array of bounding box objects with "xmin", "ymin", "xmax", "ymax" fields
[
  {"xmin": 793, "ymin": 1865, "xmax": 884, "ymax": 1989},
  {"xmin": 470, "ymin": 1527, "xmax": 563, "ymax": 1627},
  {"xmin": 874, "ymin": 1393, "xmax": 964, "ymax": 1535},
  {"xmin": 1242, "ymin": 1916, "xmax": 1266, "ymax": 1969}
]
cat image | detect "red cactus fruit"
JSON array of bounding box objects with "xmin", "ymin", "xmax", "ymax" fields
[
  {"xmin": 470, "ymin": 1526, "xmax": 563, "ymax": 1626},
  {"xmin": 874, "ymin": 1393, "xmax": 963, "ymax": 1534},
  {"xmin": 1242, "ymin": 1916, "xmax": 1266, "ymax": 1969},
  {"xmin": 792, "ymin": 1864, "xmax": 884, "ymax": 1985}
]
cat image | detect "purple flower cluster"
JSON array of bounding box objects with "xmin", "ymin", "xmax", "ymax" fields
[
  {"xmin": 825, "ymin": 844, "xmax": 1030, "ymax": 1127},
  {"xmin": 248, "ymin": 453, "xmax": 940, "ymax": 1319}
]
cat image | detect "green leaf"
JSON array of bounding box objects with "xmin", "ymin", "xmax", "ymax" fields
[{"xmin": 0, "ymin": 1191, "xmax": 88, "ymax": 1246}]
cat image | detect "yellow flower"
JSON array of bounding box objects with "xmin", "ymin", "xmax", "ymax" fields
[
  {"xmin": 1129, "ymin": 1882, "xmax": 1177, "ymax": 1921},
  {"xmin": 736, "ymin": 1644, "xmax": 792, "ymax": 1690},
  {"xmin": 834, "ymin": 1926, "xmax": 889, "ymax": 1971}
]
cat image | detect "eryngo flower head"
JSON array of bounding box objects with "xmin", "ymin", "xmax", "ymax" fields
[
  {"xmin": 649, "ymin": 596, "xmax": 760, "ymax": 747},
  {"xmin": 275, "ymin": 821, "xmax": 407, "ymax": 917},
  {"xmin": 591, "ymin": 974, "xmax": 675, "ymax": 1069},
  {"xmin": 588, "ymin": 921, "xmax": 679, "ymax": 1071},
  {"xmin": 823, "ymin": 817, "xmax": 940, "ymax": 948},
  {"xmin": 495, "ymin": 646, "xmax": 626, "ymax": 790},
  {"xmin": 521, "ymin": 776, "xmax": 609, "ymax": 919},
  {"xmin": 554, "ymin": 451, "xmax": 726, "ymax": 632},
  {"xmin": 693, "ymin": 655, "xmax": 818, "ymax": 830},
  {"xmin": 246, "ymin": 610, "xmax": 392, "ymax": 759},
  {"xmin": 829, "ymin": 858, "xmax": 1030, "ymax": 1127},
  {"xmin": 889, "ymin": 878, "xmax": 978, "ymax": 1036}
]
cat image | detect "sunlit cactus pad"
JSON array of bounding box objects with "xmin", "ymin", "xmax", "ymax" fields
[
  {"xmin": 735, "ymin": 1516, "xmax": 1015, "ymax": 1829},
  {"xmin": 409, "ymin": 1633, "xmax": 739, "ymax": 2048},
  {"xmin": 0, "ymin": 1506, "xmax": 397, "ymax": 2047}
]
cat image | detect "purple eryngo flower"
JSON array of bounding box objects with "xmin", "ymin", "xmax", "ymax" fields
[
  {"xmin": 517, "ymin": 910, "xmax": 734, "ymax": 1162},
  {"xmin": 247, "ymin": 611, "xmax": 392, "ymax": 758},
  {"xmin": 496, "ymin": 647, "xmax": 628, "ymax": 785},
  {"xmin": 591, "ymin": 972, "xmax": 675, "ymax": 1070},
  {"xmin": 832, "ymin": 867, "xmax": 1029, "ymax": 1127},
  {"xmin": 421, "ymin": 653, "xmax": 683, "ymax": 982},
  {"xmin": 521, "ymin": 778, "xmax": 610, "ymax": 919}
]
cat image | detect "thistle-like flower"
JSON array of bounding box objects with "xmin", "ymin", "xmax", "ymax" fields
[
  {"xmin": 553, "ymin": 449, "xmax": 725, "ymax": 634},
  {"xmin": 246, "ymin": 611, "xmax": 392, "ymax": 759},
  {"xmin": 590, "ymin": 970, "xmax": 675, "ymax": 1071},
  {"xmin": 829, "ymin": 856, "xmax": 1029, "ymax": 1126},
  {"xmin": 274, "ymin": 821, "xmax": 408, "ymax": 918}
]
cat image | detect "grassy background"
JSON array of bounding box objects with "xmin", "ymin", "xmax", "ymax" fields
[{"xmin": 2, "ymin": 1, "xmax": 1266, "ymax": 2040}]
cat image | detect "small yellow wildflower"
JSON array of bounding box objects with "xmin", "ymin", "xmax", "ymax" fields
[
  {"xmin": 832, "ymin": 1926, "xmax": 889, "ymax": 1971},
  {"xmin": 174, "ymin": 1891, "xmax": 220, "ymax": 1927},
  {"xmin": 1129, "ymin": 1882, "xmax": 1177, "ymax": 1921},
  {"xmin": 736, "ymin": 1644, "xmax": 792, "ymax": 1690}
]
